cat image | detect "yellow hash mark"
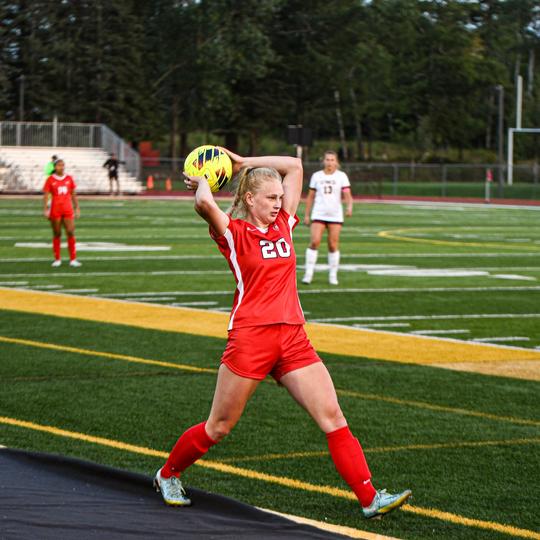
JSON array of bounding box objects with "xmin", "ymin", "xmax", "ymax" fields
[
  {"xmin": 337, "ymin": 389, "xmax": 540, "ymax": 427},
  {"xmin": 378, "ymin": 227, "xmax": 540, "ymax": 251},
  {"xmin": 219, "ymin": 437, "xmax": 540, "ymax": 463},
  {"xmin": 1, "ymin": 415, "xmax": 539, "ymax": 540},
  {"xmin": 2, "ymin": 334, "xmax": 538, "ymax": 428},
  {"xmin": 0, "ymin": 336, "xmax": 216, "ymax": 375}
]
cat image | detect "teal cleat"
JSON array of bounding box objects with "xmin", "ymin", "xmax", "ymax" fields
[
  {"xmin": 153, "ymin": 468, "xmax": 192, "ymax": 507},
  {"xmin": 362, "ymin": 488, "xmax": 412, "ymax": 519}
]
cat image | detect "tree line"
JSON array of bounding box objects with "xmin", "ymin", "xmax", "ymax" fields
[{"xmin": 1, "ymin": 0, "xmax": 539, "ymax": 161}]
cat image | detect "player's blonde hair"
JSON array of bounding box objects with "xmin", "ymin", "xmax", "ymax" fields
[{"xmin": 229, "ymin": 167, "xmax": 282, "ymax": 218}]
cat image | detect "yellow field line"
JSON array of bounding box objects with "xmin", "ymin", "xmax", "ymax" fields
[
  {"xmin": 378, "ymin": 228, "xmax": 540, "ymax": 251},
  {"xmin": 2, "ymin": 288, "xmax": 540, "ymax": 374},
  {"xmin": 219, "ymin": 437, "xmax": 540, "ymax": 463},
  {"xmin": 2, "ymin": 335, "xmax": 539, "ymax": 428},
  {"xmin": 0, "ymin": 336, "xmax": 216, "ymax": 375},
  {"xmin": 1, "ymin": 415, "xmax": 539, "ymax": 540},
  {"xmin": 337, "ymin": 389, "xmax": 540, "ymax": 427}
]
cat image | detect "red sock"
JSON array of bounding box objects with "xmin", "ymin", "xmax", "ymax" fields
[
  {"xmin": 161, "ymin": 422, "xmax": 217, "ymax": 478},
  {"xmin": 68, "ymin": 236, "xmax": 76, "ymax": 261},
  {"xmin": 326, "ymin": 426, "xmax": 377, "ymax": 507},
  {"xmin": 53, "ymin": 237, "xmax": 61, "ymax": 260}
]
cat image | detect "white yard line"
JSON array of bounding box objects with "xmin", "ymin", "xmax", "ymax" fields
[
  {"xmin": 169, "ymin": 301, "xmax": 218, "ymax": 307},
  {"xmin": 123, "ymin": 297, "xmax": 177, "ymax": 302},
  {"xmin": 411, "ymin": 329, "xmax": 470, "ymax": 335},
  {"xmin": 310, "ymin": 313, "xmax": 540, "ymax": 322},
  {"xmin": 352, "ymin": 323, "xmax": 411, "ymax": 328},
  {"xmin": 0, "ymin": 270, "xmax": 230, "ymax": 278},
  {"xmin": 471, "ymin": 337, "xmax": 530, "ymax": 342}
]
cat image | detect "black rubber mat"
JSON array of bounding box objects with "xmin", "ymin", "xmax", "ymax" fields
[{"xmin": 0, "ymin": 448, "xmax": 350, "ymax": 539}]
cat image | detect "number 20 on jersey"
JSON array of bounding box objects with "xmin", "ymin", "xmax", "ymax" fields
[{"xmin": 260, "ymin": 239, "xmax": 291, "ymax": 259}]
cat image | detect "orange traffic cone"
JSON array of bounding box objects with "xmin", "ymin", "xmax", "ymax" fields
[
  {"xmin": 165, "ymin": 177, "xmax": 172, "ymax": 191},
  {"xmin": 146, "ymin": 175, "xmax": 154, "ymax": 189}
]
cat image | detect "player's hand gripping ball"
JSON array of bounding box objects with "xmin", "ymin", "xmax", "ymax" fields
[{"xmin": 183, "ymin": 145, "xmax": 233, "ymax": 192}]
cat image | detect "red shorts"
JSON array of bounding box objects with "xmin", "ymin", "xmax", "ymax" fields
[
  {"xmin": 49, "ymin": 205, "xmax": 74, "ymax": 220},
  {"xmin": 221, "ymin": 324, "xmax": 321, "ymax": 381}
]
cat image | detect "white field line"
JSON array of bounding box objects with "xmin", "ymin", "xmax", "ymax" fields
[
  {"xmin": 411, "ymin": 329, "xmax": 470, "ymax": 335},
  {"xmin": 313, "ymin": 321, "xmax": 540, "ymax": 353},
  {"xmin": 53, "ymin": 289, "xmax": 99, "ymax": 293},
  {"xmin": 2, "ymin": 252, "xmax": 540, "ymax": 263},
  {"xmin": 352, "ymin": 323, "xmax": 411, "ymax": 328},
  {"xmin": 310, "ymin": 313, "xmax": 540, "ymax": 322},
  {"xmin": 0, "ymin": 270, "xmax": 230, "ymax": 278},
  {"xmin": 170, "ymin": 301, "xmax": 218, "ymax": 307},
  {"xmin": 123, "ymin": 297, "xmax": 177, "ymax": 302},
  {"xmin": 0, "ymin": 281, "xmax": 28, "ymax": 286},
  {"xmin": 76, "ymin": 286, "xmax": 540, "ymax": 297},
  {"xmin": 23, "ymin": 284, "xmax": 63, "ymax": 290},
  {"xmin": 472, "ymin": 337, "xmax": 530, "ymax": 343}
]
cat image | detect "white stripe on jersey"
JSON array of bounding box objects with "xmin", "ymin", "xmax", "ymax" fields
[
  {"xmin": 287, "ymin": 215, "xmax": 296, "ymax": 238},
  {"xmin": 224, "ymin": 228, "xmax": 244, "ymax": 331}
]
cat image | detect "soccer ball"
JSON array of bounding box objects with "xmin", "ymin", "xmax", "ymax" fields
[{"xmin": 183, "ymin": 145, "xmax": 233, "ymax": 192}]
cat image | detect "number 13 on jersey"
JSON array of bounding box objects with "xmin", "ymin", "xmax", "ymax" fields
[{"xmin": 260, "ymin": 239, "xmax": 291, "ymax": 259}]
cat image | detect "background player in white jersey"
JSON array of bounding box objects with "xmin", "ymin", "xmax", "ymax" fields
[
  {"xmin": 302, "ymin": 151, "xmax": 353, "ymax": 285},
  {"xmin": 153, "ymin": 149, "xmax": 411, "ymax": 519}
]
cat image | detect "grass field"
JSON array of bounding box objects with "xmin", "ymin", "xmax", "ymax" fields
[{"xmin": 0, "ymin": 196, "xmax": 539, "ymax": 540}]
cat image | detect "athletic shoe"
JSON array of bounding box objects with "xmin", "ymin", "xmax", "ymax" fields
[
  {"xmin": 362, "ymin": 488, "xmax": 412, "ymax": 519},
  {"xmin": 301, "ymin": 276, "xmax": 312, "ymax": 285},
  {"xmin": 51, "ymin": 260, "xmax": 62, "ymax": 267},
  {"xmin": 329, "ymin": 276, "xmax": 339, "ymax": 285},
  {"xmin": 153, "ymin": 468, "xmax": 191, "ymax": 507},
  {"xmin": 69, "ymin": 259, "xmax": 82, "ymax": 267}
]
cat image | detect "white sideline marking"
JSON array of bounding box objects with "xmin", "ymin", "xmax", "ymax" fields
[
  {"xmin": 353, "ymin": 323, "xmax": 411, "ymax": 328},
  {"xmin": 15, "ymin": 242, "xmax": 171, "ymax": 252},
  {"xmin": 490, "ymin": 274, "xmax": 537, "ymax": 281},
  {"xmin": 55, "ymin": 289, "xmax": 98, "ymax": 293},
  {"xmin": 0, "ymin": 281, "xmax": 28, "ymax": 286},
  {"xmin": 411, "ymin": 329, "xmax": 470, "ymax": 335},
  {"xmin": 170, "ymin": 301, "xmax": 218, "ymax": 307},
  {"xmin": 0, "ymin": 270, "xmax": 230, "ymax": 278},
  {"xmin": 124, "ymin": 297, "xmax": 177, "ymax": 302},
  {"xmin": 310, "ymin": 313, "xmax": 540, "ymax": 322},
  {"xmin": 472, "ymin": 337, "xmax": 530, "ymax": 343},
  {"xmin": 367, "ymin": 269, "xmax": 488, "ymax": 277},
  {"xmin": 299, "ymin": 286, "xmax": 540, "ymax": 294},
  {"xmin": 343, "ymin": 253, "xmax": 540, "ymax": 259},
  {"xmin": 0, "ymin": 255, "xmax": 221, "ymax": 262},
  {"xmin": 23, "ymin": 285, "xmax": 63, "ymax": 290}
]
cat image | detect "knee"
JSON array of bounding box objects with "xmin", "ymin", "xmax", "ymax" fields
[
  {"xmin": 309, "ymin": 240, "xmax": 320, "ymax": 250},
  {"xmin": 321, "ymin": 406, "xmax": 347, "ymax": 433},
  {"xmin": 328, "ymin": 241, "xmax": 339, "ymax": 252},
  {"xmin": 206, "ymin": 419, "xmax": 234, "ymax": 442}
]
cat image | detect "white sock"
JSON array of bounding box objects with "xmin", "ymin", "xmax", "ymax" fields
[
  {"xmin": 328, "ymin": 250, "xmax": 340, "ymax": 282},
  {"xmin": 303, "ymin": 248, "xmax": 318, "ymax": 282}
]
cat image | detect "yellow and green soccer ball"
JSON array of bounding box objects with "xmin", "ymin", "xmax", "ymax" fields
[{"xmin": 183, "ymin": 145, "xmax": 232, "ymax": 192}]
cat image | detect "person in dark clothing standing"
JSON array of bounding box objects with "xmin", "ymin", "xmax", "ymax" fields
[{"xmin": 103, "ymin": 153, "xmax": 123, "ymax": 195}]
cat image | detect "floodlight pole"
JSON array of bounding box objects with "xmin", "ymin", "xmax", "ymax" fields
[
  {"xmin": 516, "ymin": 75, "xmax": 523, "ymax": 130},
  {"xmin": 507, "ymin": 75, "xmax": 523, "ymax": 186},
  {"xmin": 507, "ymin": 128, "xmax": 514, "ymax": 185}
]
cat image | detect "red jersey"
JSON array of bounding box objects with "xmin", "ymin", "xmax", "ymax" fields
[
  {"xmin": 43, "ymin": 174, "xmax": 76, "ymax": 209},
  {"xmin": 211, "ymin": 208, "xmax": 305, "ymax": 331}
]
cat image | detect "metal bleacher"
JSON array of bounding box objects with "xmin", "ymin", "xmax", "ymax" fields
[{"xmin": 0, "ymin": 122, "xmax": 143, "ymax": 194}]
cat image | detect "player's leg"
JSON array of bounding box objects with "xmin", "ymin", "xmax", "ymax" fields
[
  {"xmin": 50, "ymin": 218, "xmax": 62, "ymax": 266},
  {"xmin": 114, "ymin": 176, "xmax": 120, "ymax": 196},
  {"xmin": 280, "ymin": 362, "xmax": 411, "ymax": 517},
  {"xmin": 108, "ymin": 175, "xmax": 114, "ymax": 195},
  {"xmin": 63, "ymin": 218, "xmax": 81, "ymax": 267},
  {"xmin": 303, "ymin": 221, "xmax": 325, "ymax": 284},
  {"xmin": 327, "ymin": 223, "xmax": 342, "ymax": 285},
  {"xmin": 156, "ymin": 364, "xmax": 260, "ymax": 505}
]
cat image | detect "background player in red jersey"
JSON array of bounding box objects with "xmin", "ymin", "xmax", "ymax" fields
[
  {"xmin": 154, "ymin": 151, "xmax": 411, "ymax": 519},
  {"xmin": 42, "ymin": 159, "xmax": 82, "ymax": 267}
]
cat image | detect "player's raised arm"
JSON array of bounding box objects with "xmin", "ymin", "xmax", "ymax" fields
[
  {"xmin": 184, "ymin": 174, "xmax": 229, "ymax": 236},
  {"xmin": 221, "ymin": 149, "xmax": 303, "ymax": 217}
]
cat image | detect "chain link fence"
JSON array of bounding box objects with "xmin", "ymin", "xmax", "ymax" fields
[{"xmin": 142, "ymin": 158, "xmax": 540, "ymax": 200}]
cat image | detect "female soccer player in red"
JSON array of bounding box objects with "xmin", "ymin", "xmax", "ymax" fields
[
  {"xmin": 154, "ymin": 151, "xmax": 411, "ymax": 518},
  {"xmin": 43, "ymin": 159, "xmax": 81, "ymax": 267}
]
